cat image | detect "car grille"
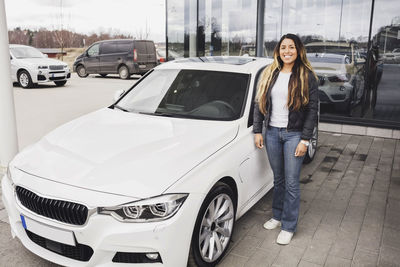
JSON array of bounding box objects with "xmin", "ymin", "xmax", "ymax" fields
[
  {"xmin": 49, "ymin": 65, "xmax": 64, "ymax": 70},
  {"xmin": 318, "ymin": 90, "xmax": 331, "ymax": 103},
  {"xmin": 26, "ymin": 230, "xmax": 94, "ymax": 262},
  {"xmin": 317, "ymin": 75, "xmax": 325, "ymax": 86},
  {"xmin": 16, "ymin": 186, "xmax": 88, "ymax": 226}
]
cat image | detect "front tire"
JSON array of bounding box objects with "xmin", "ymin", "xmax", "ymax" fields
[
  {"xmin": 18, "ymin": 70, "xmax": 34, "ymax": 88},
  {"xmin": 188, "ymin": 182, "xmax": 236, "ymax": 267},
  {"xmin": 303, "ymin": 124, "xmax": 318, "ymax": 164},
  {"xmin": 77, "ymin": 65, "xmax": 88, "ymax": 78}
]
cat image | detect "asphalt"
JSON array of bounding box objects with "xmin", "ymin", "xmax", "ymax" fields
[{"xmin": 0, "ymin": 131, "xmax": 399, "ymax": 267}]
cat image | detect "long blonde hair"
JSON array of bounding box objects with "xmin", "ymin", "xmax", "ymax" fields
[{"xmin": 256, "ymin": 34, "xmax": 317, "ymax": 114}]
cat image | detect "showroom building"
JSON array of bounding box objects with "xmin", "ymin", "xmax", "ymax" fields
[{"xmin": 165, "ymin": 0, "xmax": 400, "ymax": 136}]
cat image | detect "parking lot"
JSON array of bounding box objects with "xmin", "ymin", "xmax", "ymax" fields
[{"xmin": 0, "ymin": 74, "xmax": 399, "ymax": 266}]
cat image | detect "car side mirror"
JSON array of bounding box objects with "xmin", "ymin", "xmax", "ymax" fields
[{"xmin": 113, "ymin": 89, "xmax": 126, "ymax": 102}]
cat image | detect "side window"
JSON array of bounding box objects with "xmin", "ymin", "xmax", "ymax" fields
[
  {"xmin": 87, "ymin": 44, "xmax": 100, "ymax": 57},
  {"xmin": 116, "ymin": 42, "xmax": 132, "ymax": 53},
  {"xmin": 135, "ymin": 42, "xmax": 147, "ymax": 54},
  {"xmin": 247, "ymin": 67, "xmax": 266, "ymax": 128},
  {"xmin": 101, "ymin": 42, "xmax": 116, "ymax": 54}
]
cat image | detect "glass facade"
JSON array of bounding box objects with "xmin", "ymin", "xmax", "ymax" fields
[{"xmin": 166, "ymin": 0, "xmax": 400, "ymax": 129}]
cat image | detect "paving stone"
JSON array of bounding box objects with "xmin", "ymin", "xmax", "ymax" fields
[
  {"xmin": 245, "ymin": 248, "xmax": 279, "ymax": 267},
  {"xmin": 363, "ymin": 206, "xmax": 385, "ymax": 229},
  {"xmin": 313, "ymin": 224, "xmax": 339, "ymax": 245},
  {"xmin": 302, "ymin": 239, "xmax": 331, "ymax": 265},
  {"xmin": 384, "ymin": 198, "xmax": 400, "ymax": 230},
  {"xmin": 343, "ymin": 205, "xmax": 367, "ymax": 223},
  {"xmin": 324, "ymin": 255, "xmax": 351, "ymax": 267},
  {"xmin": 321, "ymin": 209, "xmax": 345, "ymax": 228},
  {"xmin": 381, "ymin": 227, "xmax": 400, "ymax": 249},
  {"xmin": 272, "ymin": 245, "xmax": 304, "ymax": 267},
  {"xmin": 349, "ymin": 192, "xmax": 369, "ymax": 207},
  {"xmin": 289, "ymin": 227, "xmax": 313, "ymax": 249},
  {"xmin": 218, "ymin": 253, "xmax": 248, "ymax": 267},
  {"xmin": 356, "ymin": 226, "xmax": 383, "ymax": 254},
  {"xmin": 259, "ymin": 230, "xmax": 282, "ymax": 255},
  {"xmin": 298, "ymin": 260, "xmax": 322, "ymax": 267},
  {"xmin": 378, "ymin": 246, "xmax": 400, "ymax": 267},
  {"xmin": 230, "ymin": 235, "xmax": 264, "ymax": 257},
  {"xmin": 351, "ymin": 248, "xmax": 378, "ymax": 267}
]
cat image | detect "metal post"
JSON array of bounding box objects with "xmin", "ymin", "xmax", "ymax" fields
[
  {"xmin": 0, "ymin": 0, "xmax": 19, "ymax": 168},
  {"xmin": 256, "ymin": 0, "xmax": 265, "ymax": 57}
]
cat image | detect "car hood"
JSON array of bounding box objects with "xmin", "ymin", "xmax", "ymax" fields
[
  {"xmin": 13, "ymin": 108, "xmax": 239, "ymax": 198},
  {"xmin": 16, "ymin": 57, "xmax": 66, "ymax": 66},
  {"xmin": 311, "ymin": 62, "xmax": 345, "ymax": 75}
]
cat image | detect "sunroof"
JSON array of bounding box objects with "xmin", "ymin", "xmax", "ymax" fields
[{"xmin": 173, "ymin": 56, "xmax": 256, "ymax": 65}]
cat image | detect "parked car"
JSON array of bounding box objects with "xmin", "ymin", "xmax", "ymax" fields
[
  {"xmin": 9, "ymin": 44, "xmax": 71, "ymax": 88},
  {"xmin": 306, "ymin": 42, "xmax": 366, "ymax": 114},
  {"xmin": 73, "ymin": 39, "xmax": 157, "ymax": 79},
  {"xmin": 2, "ymin": 57, "xmax": 318, "ymax": 267},
  {"xmin": 156, "ymin": 47, "xmax": 182, "ymax": 63},
  {"xmin": 383, "ymin": 48, "xmax": 400, "ymax": 63}
]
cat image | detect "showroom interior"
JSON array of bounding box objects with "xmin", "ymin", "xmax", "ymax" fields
[{"xmin": 165, "ymin": 0, "xmax": 400, "ymax": 134}]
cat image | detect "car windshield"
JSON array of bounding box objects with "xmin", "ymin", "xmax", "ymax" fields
[
  {"xmin": 10, "ymin": 47, "xmax": 44, "ymax": 59},
  {"xmin": 308, "ymin": 55, "xmax": 345, "ymax": 64},
  {"xmin": 116, "ymin": 69, "xmax": 250, "ymax": 121}
]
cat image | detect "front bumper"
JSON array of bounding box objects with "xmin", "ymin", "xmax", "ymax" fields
[
  {"xmin": 318, "ymin": 84, "xmax": 352, "ymax": 104},
  {"xmin": 32, "ymin": 68, "xmax": 71, "ymax": 83},
  {"xmin": 1, "ymin": 174, "xmax": 202, "ymax": 267}
]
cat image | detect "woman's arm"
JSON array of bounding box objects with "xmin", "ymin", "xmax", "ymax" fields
[{"xmin": 300, "ymin": 73, "xmax": 319, "ymax": 140}]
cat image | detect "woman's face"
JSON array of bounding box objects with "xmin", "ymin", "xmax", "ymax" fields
[{"xmin": 279, "ymin": 38, "xmax": 298, "ymax": 66}]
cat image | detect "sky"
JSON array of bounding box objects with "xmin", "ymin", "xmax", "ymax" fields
[{"xmin": 4, "ymin": 0, "xmax": 166, "ymax": 42}]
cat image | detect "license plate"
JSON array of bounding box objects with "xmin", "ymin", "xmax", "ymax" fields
[
  {"xmin": 20, "ymin": 214, "xmax": 76, "ymax": 246},
  {"xmin": 139, "ymin": 65, "xmax": 147, "ymax": 69}
]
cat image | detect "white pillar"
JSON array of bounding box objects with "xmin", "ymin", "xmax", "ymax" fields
[{"xmin": 0, "ymin": 0, "xmax": 18, "ymax": 168}]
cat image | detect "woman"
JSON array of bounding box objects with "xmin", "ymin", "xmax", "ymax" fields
[{"xmin": 253, "ymin": 34, "xmax": 318, "ymax": 245}]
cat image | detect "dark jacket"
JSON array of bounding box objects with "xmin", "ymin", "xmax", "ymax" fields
[{"xmin": 253, "ymin": 69, "xmax": 319, "ymax": 140}]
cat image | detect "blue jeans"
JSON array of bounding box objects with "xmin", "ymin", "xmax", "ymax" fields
[{"xmin": 265, "ymin": 126, "xmax": 304, "ymax": 233}]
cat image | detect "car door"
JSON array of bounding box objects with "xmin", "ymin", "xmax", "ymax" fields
[
  {"xmin": 238, "ymin": 73, "xmax": 273, "ymax": 202},
  {"xmin": 85, "ymin": 43, "xmax": 100, "ymax": 73},
  {"xmin": 145, "ymin": 41, "xmax": 157, "ymax": 69},
  {"xmin": 9, "ymin": 53, "xmax": 17, "ymax": 81},
  {"xmin": 99, "ymin": 41, "xmax": 118, "ymax": 73},
  {"xmin": 135, "ymin": 41, "xmax": 148, "ymax": 72}
]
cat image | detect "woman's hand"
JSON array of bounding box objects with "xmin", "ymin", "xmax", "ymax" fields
[
  {"xmin": 295, "ymin": 140, "xmax": 308, "ymax": 157},
  {"xmin": 254, "ymin": 133, "xmax": 264, "ymax": 149}
]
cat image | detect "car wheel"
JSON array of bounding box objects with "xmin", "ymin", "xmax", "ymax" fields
[
  {"xmin": 188, "ymin": 182, "xmax": 236, "ymax": 267},
  {"xmin": 99, "ymin": 74, "xmax": 107, "ymax": 78},
  {"xmin": 118, "ymin": 65, "xmax": 130, "ymax": 79},
  {"xmin": 77, "ymin": 65, "xmax": 88, "ymax": 78},
  {"xmin": 18, "ymin": 70, "xmax": 34, "ymax": 88},
  {"xmin": 54, "ymin": 81, "xmax": 67, "ymax": 87},
  {"xmin": 303, "ymin": 124, "xmax": 318, "ymax": 164}
]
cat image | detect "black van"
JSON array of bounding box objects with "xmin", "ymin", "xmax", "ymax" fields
[{"xmin": 73, "ymin": 39, "xmax": 157, "ymax": 79}]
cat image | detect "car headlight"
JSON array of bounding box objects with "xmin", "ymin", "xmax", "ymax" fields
[
  {"xmin": 63, "ymin": 65, "xmax": 68, "ymax": 69},
  {"xmin": 37, "ymin": 66, "xmax": 48, "ymax": 69},
  {"xmin": 98, "ymin": 193, "xmax": 188, "ymax": 222}
]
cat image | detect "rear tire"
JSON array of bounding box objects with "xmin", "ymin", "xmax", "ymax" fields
[
  {"xmin": 303, "ymin": 124, "xmax": 318, "ymax": 164},
  {"xmin": 118, "ymin": 65, "xmax": 130, "ymax": 79},
  {"xmin": 188, "ymin": 182, "xmax": 236, "ymax": 267},
  {"xmin": 54, "ymin": 81, "xmax": 67, "ymax": 87}
]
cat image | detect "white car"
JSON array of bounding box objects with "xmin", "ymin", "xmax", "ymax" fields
[
  {"xmin": 9, "ymin": 44, "xmax": 71, "ymax": 88},
  {"xmin": 2, "ymin": 57, "xmax": 317, "ymax": 267}
]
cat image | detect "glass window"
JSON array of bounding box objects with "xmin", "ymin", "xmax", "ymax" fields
[
  {"xmin": 135, "ymin": 42, "xmax": 147, "ymax": 53},
  {"xmin": 116, "ymin": 42, "xmax": 132, "ymax": 53},
  {"xmin": 167, "ymin": 0, "xmax": 186, "ymax": 59},
  {"xmin": 87, "ymin": 44, "xmax": 99, "ymax": 56},
  {"xmin": 10, "ymin": 46, "xmax": 44, "ymax": 58},
  {"xmin": 369, "ymin": 3, "xmax": 400, "ymax": 126},
  {"xmin": 101, "ymin": 42, "xmax": 116, "ymax": 54}
]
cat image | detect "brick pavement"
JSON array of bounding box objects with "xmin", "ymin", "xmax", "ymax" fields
[{"xmin": 0, "ymin": 131, "xmax": 399, "ymax": 266}]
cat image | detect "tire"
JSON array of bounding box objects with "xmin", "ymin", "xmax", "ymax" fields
[
  {"xmin": 118, "ymin": 65, "xmax": 130, "ymax": 79},
  {"xmin": 54, "ymin": 80, "xmax": 67, "ymax": 87},
  {"xmin": 77, "ymin": 65, "xmax": 88, "ymax": 78},
  {"xmin": 188, "ymin": 182, "xmax": 236, "ymax": 267},
  {"xmin": 303, "ymin": 124, "xmax": 318, "ymax": 164},
  {"xmin": 18, "ymin": 70, "xmax": 34, "ymax": 88},
  {"xmin": 99, "ymin": 74, "xmax": 107, "ymax": 78}
]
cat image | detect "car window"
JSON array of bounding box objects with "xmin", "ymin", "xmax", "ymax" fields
[
  {"xmin": 135, "ymin": 42, "xmax": 147, "ymax": 54},
  {"xmin": 88, "ymin": 44, "xmax": 100, "ymax": 57},
  {"xmin": 101, "ymin": 42, "xmax": 116, "ymax": 54},
  {"xmin": 10, "ymin": 47, "xmax": 44, "ymax": 59},
  {"xmin": 146, "ymin": 42, "xmax": 155, "ymax": 53},
  {"xmin": 117, "ymin": 69, "xmax": 250, "ymax": 121},
  {"xmin": 116, "ymin": 42, "xmax": 132, "ymax": 53}
]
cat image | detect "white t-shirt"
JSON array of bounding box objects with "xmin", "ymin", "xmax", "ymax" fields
[{"xmin": 269, "ymin": 72, "xmax": 291, "ymax": 128}]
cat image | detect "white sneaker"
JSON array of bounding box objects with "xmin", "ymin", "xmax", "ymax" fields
[
  {"xmin": 276, "ymin": 230, "xmax": 294, "ymax": 245},
  {"xmin": 263, "ymin": 218, "xmax": 281, "ymax": 230}
]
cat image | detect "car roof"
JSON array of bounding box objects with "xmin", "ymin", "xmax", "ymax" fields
[
  {"xmin": 155, "ymin": 56, "xmax": 273, "ymax": 74},
  {"xmin": 305, "ymin": 42, "xmax": 353, "ymax": 47}
]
